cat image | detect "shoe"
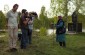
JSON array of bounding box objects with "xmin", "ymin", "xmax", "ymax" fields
[
  {"xmin": 12, "ymin": 48, "xmax": 17, "ymax": 52},
  {"xmin": 12, "ymin": 48, "xmax": 17, "ymax": 51},
  {"xmin": 6, "ymin": 48, "xmax": 17, "ymax": 52}
]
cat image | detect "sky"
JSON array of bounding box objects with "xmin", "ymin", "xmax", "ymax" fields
[{"xmin": 0, "ymin": 0, "xmax": 50, "ymax": 14}]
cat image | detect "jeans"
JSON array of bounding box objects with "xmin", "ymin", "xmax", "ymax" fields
[
  {"xmin": 20, "ymin": 28, "xmax": 28, "ymax": 48},
  {"xmin": 28, "ymin": 29, "xmax": 32, "ymax": 44}
]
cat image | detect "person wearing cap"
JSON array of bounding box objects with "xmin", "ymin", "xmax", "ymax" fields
[
  {"xmin": 6, "ymin": 4, "xmax": 19, "ymax": 51},
  {"xmin": 56, "ymin": 16, "xmax": 66, "ymax": 47}
]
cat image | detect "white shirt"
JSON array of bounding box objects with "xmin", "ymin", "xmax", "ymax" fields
[
  {"xmin": 28, "ymin": 17, "xmax": 34, "ymax": 30},
  {"xmin": 6, "ymin": 10, "xmax": 18, "ymax": 27}
]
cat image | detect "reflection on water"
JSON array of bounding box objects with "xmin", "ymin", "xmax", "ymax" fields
[
  {"xmin": 35, "ymin": 29, "xmax": 85, "ymax": 35},
  {"xmin": 35, "ymin": 29, "xmax": 56, "ymax": 35}
]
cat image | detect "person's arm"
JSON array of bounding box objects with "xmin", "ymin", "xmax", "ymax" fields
[
  {"xmin": 56, "ymin": 22, "xmax": 63, "ymax": 29},
  {"xmin": 23, "ymin": 18, "xmax": 30, "ymax": 25}
]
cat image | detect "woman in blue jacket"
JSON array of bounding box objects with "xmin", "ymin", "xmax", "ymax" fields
[{"xmin": 56, "ymin": 16, "xmax": 66, "ymax": 47}]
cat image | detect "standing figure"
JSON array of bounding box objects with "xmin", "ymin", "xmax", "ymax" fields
[
  {"xmin": 56, "ymin": 16, "xmax": 66, "ymax": 47},
  {"xmin": 6, "ymin": 4, "xmax": 19, "ymax": 52},
  {"xmin": 19, "ymin": 9, "xmax": 29, "ymax": 49}
]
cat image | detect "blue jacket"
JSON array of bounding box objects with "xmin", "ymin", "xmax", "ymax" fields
[{"xmin": 56, "ymin": 19, "xmax": 66, "ymax": 42}]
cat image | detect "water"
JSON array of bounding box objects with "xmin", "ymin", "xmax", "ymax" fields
[
  {"xmin": 35, "ymin": 29, "xmax": 85, "ymax": 35},
  {"xmin": 0, "ymin": 29, "xmax": 85, "ymax": 37}
]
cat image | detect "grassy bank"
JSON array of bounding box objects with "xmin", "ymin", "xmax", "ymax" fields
[{"xmin": 0, "ymin": 32, "xmax": 85, "ymax": 55}]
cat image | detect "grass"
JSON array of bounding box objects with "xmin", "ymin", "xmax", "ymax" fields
[{"xmin": 0, "ymin": 32, "xmax": 85, "ymax": 55}]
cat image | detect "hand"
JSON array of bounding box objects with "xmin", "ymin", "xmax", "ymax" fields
[
  {"xmin": 28, "ymin": 21, "xmax": 33, "ymax": 24},
  {"xmin": 26, "ymin": 18, "xmax": 30, "ymax": 21}
]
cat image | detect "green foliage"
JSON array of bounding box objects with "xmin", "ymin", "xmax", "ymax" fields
[
  {"xmin": 39, "ymin": 27, "xmax": 47, "ymax": 36},
  {"xmin": 66, "ymin": 14, "xmax": 85, "ymax": 28},
  {"xmin": 18, "ymin": 12, "xmax": 21, "ymax": 23},
  {"xmin": 50, "ymin": 0, "xmax": 69, "ymax": 27},
  {"xmin": 78, "ymin": 13, "xmax": 85, "ymax": 28},
  {"xmin": 53, "ymin": 16, "xmax": 58, "ymax": 24},
  {"xmin": 0, "ymin": 11, "xmax": 6, "ymax": 29},
  {"xmin": 39, "ymin": 6, "xmax": 50, "ymax": 29},
  {"xmin": 50, "ymin": 0, "xmax": 69, "ymax": 16},
  {"xmin": 50, "ymin": 0, "xmax": 85, "ymax": 28},
  {"xmin": 33, "ymin": 18, "xmax": 41, "ymax": 29},
  {"xmin": 33, "ymin": 6, "xmax": 51, "ymax": 29},
  {"xmin": 70, "ymin": 0, "xmax": 85, "ymax": 23}
]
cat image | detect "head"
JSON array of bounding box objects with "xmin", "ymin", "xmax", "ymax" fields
[
  {"xmin": 30, "ymin": 12, "xmax": 38, "ymax": 18},
  {"xmin": 58, "ymin": 16, "xmax": 62, "ymax": 20},
  {"xmin": 28, "ymin": 13, "xmax": 32, "ymax": 20},
  {"xmin": 25, "ymin": 12, "xmax": 31, "ymax": 20},
  {"xmin": 21, "ymin": 9, "xmax": 27, "ymax": 16},
  {"xmin": 12, "ymin": 4, "xmax": 19, "ymax": 12},
  {"xmin": 28, "ymin": 12, "xmax": 31, "ymax": 17}
]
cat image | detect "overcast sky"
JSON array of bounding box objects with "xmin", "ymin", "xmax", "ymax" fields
[{"xmin": 0, "ymin": 0, "xmax": 50, "ymax": 14}]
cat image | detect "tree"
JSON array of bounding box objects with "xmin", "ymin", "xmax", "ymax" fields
[
  {"xmin": 50, "ymin": 0, "xmax": 70, "ymax": 27},
  {"xmin": 33, "ymin": 18, "xmax": 41, "ymax": 29},
  {"xmin": 72, "ymin": 0, "xmax": 85, "ymax": 21},
  {"xmin": 0, "ymin": 11, "xmax": 6, "ymax": 29},
  {"xmin": 50, "ymin": 0, "xmax": 69, "ymax": 16},
  {"xmin": 39, "ymin": 6, "xmax": 50, "ymax": 28},
  {"xmin": 49, "ymin": 0, "xmax": 85, "ymax": 28}
]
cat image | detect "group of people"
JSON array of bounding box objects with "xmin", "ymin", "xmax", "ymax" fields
[
  {"xmin": 6, "ymin": 4, "xmax": 35, "ymax": 52},
  {"xmin": 19, "ymin": 9, "xmax": 33, "ymax": 49},
  {"xmin": 6, "ymin": 4, "xmax": 66, "ymax": 52}
]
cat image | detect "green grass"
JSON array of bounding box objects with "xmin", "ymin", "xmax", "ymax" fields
[{"xmin": 0, "ymin": 32, "xmax": 85, "ymax": 55}]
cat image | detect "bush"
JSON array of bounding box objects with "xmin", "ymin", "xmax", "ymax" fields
[
  {"xmin": 0, "ymin": 11, "xmax": 6, "ymax": 29},
  {"xmin": 39, "ymin": 27, "xmax": 47, "ymax": 36}
]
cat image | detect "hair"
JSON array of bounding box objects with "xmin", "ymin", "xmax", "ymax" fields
[
  {"xmin": 21, "ymin": 9, "xmax": 27, "ymax": 14},
  {"xmin": 58, "ymin": 16, "xmax": 62, "ymax": 19},
  {"xmin": 25, "ymin": 12, "xmax": 32, "ymax": 20},
  {"xmin": 29, "ymin": 12, "xmax": 38, "ymax": 18},
  {"xmin": 25, "ymin": 12, "xmax": 28, "ymax": 15},
  {"xmin": 13, "ymin": 4, "xmax": 19, "ymax": 8}
]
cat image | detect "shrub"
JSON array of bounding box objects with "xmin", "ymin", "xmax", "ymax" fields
[{"xmin": 39, "ymin": 27, "xmax": 47, "ymax": 36}]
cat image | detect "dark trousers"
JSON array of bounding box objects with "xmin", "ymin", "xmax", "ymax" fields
[
  {"xmin": 59, "ymin": 42, "xmax": 66, "ymax": 47},
  {"xmin": 18, "ymin": 33, "xmax": 22, "ymax": 40},
  {"xmin": 20, "ymin": 28, "xmax": 28, "ymax": 48},
  {"xmin": 28, "ymin": 29, "xmax": 32, "ymax": 44}
]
